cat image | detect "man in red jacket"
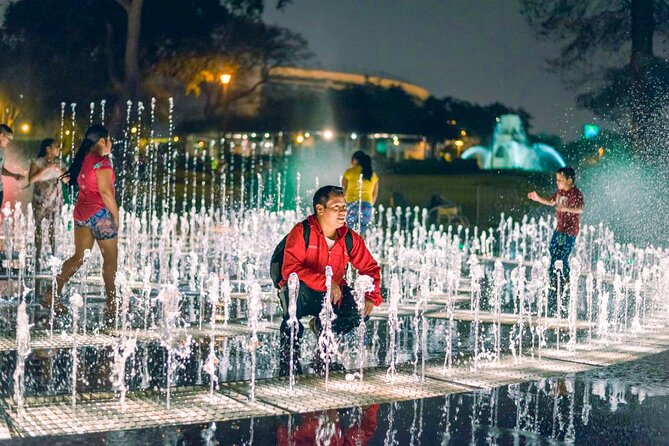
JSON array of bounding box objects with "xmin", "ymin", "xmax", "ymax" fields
[{"xmin": 278, "ymin": 185, "xmax": 382, "ymax": 376}]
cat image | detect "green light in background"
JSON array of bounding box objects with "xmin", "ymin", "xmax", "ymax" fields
[{"xmin": 583, "ymin": 124, "xmax": 600, "ymax": 139}]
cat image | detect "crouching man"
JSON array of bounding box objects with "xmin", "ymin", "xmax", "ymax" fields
[{"xmin": 277, "ymin": 185, "xmax": 382, "ymax": 376}]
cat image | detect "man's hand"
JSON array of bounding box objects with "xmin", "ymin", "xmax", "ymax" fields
[
  {"xmin": 363, "ymin": 299, "xmax": 374, "ymax": 316},
  {"xmin": 330, "ymin": 281, "xmax": 342, "ymax": 305},
  {"xmin": 527, "ymin": 191, "xmax": 539, "ymax": 202}
]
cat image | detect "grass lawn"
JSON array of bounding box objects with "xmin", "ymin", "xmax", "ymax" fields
[{"xmin": 377, "ymin": 170, "xmax": 554, "ymax": 229}]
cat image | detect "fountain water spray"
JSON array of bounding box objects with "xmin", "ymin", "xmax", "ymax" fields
[
  {"xmin": 13, "ymin": 299, "xmax": 30, "ymax": 414},
  {"xmin": 554, "ymin": 260, "xmax": 564, "ymax": 350},
  {"xmin": 387, "ymin": 275, "xmax": 401, "ymax": 381},
  {"xmin": 567, "ymin": 257, "xmax": 581, "ymax": 350},
  {"xmin": 47, "ymin": 256, "xmax": 63, "ymax": 338},
  {"xmin": 318, "ymin": 266, "xmax": 337, "ymax": 389},
  {"xmin": 247, "ymin": 283, "xmax": 262, "ymax": 401},
  {"xmin": 204, "ymin": 273, "xmax": 220, "ymax": 400},
  {"xmin": 491, "ymin": 260, "xmax": 506, "ymax": 362},
  {"xmin": 469, "ymin": 255, "xmax": 484, "ymax": 370},
  {"xmin": 287, "ymin": 272, "xmax": 300, "ymax": 389},
  {"xmin": 353, "ymin": 275, "xmax": 375, "ymax": 381},
  {"xmin": 70, "ymin": 292, "xmax": 83, "ymax": 410},
  {"xmin": 157, "ymin": 284, "xmax": 189, "ymax": 409},
  {"xmin": 509, "ymin": 265, "xmax": 526, "ymax": 364}
]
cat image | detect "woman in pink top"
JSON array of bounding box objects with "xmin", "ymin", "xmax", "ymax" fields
[{"xmin": 47, "ymin": 125, "xmax": 119, "ymax": 326}]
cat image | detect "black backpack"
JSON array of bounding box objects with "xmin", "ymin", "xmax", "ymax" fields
[{"xmin": 270, "ymin": 220, "xmax": 354, "ymax": 289}]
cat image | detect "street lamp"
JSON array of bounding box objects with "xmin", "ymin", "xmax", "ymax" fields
[
  {"xmin": 220, "ymin": 73, "xmax": 233, "ymax": 136},
  {"xmin": 454, "ymin": 139, "xmax": 464, "ymax": 158},
  {"xmin": 219, "ymin": 73, "xmax": 232, "ymax": 156},
  {"xmin": 220, "ymin": 73, "xmax": 232, "ymax": 86}
]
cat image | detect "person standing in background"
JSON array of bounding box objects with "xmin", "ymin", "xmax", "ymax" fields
[
  {"xmin": 342, "ymin": 151, "xmax": 379, "ymax": 234},
  {"xmin": 29, "ymin": 138, "xmax": 68, "ymax": 268}
]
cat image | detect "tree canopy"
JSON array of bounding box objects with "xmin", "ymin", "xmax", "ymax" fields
[
  {"xmin": 0, "ymin": 0, "xmax": 306, "ymax": 127},
  {"xmin": 521, "ymin": 0, "xmax": 669, "ymax": 160}
]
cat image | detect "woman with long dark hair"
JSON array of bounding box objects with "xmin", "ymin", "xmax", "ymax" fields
[
  {"xmin": 29, "ymin": 138, "xmax": 68, "ymax": 268},
  {"xmin": 46, "ymin": 125, "xmax": 119, "ymax": 325},
  {"xmin": 342, "ymin": 150, "xmax": 379, "ymax": 233}
]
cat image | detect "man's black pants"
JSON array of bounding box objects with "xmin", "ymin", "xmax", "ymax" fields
[{"xmin": 278, "ymin": 280, "xmax": 363, "ymax": 375}]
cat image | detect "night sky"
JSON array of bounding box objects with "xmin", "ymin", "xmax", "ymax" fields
[{"xmin": 265, "ymin": 0, "xmax": 597, "ymax": 140}]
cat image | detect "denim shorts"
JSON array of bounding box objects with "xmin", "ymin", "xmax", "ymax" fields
[
  {"xmin": 346, "ymin": 201, "xmax": 374, "ymax": 233},
  {"xmin": 74, "ymin": 207, "xmax": 118, "ymax": 240}
]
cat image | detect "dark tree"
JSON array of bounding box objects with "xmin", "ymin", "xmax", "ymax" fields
[
  {"xmin": 0, "ymin": 0, "xmax": 301, "ymax": 128},
  {"xmin": 521, "ymin": 0, "xmax": 669, "ymax": 160}
]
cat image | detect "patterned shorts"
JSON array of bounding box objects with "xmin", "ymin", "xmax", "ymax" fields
[{"xmin": 74, "ymin": 208, "xmax": 118, "ymax": 240}]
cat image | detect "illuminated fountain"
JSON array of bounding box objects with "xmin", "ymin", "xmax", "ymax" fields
[
  {"xmin": 0, "ymin": 99, "xmax": 665, "ymax": 442},
  {"xmin": 462, "ymin": 114, "xmax": 567, "ymax": 172}
]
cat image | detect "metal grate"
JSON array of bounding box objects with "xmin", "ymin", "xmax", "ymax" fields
[
  {"xmin": 223, "ymin": 368, "xmax": 468, "ymax": 413},
  {"xmin": 5, "ymin": 386, "xmax": 284, "ymax": 438}
]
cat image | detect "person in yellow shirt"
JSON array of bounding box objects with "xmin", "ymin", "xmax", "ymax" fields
[{"xmin": 342, "ymin": 151, "xmax": 379, "ymax": 233}]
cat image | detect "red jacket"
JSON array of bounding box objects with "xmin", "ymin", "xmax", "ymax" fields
[{"xmin": 280, "ymin": 214, "xmax": 382, "ymax": 305}]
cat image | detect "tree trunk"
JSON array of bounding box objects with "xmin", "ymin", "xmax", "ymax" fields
[
  {"xmin": 123, "ymin": 0, "xmax": 143, "ymax": 100},
  {"xmin": 629, "ymin": 0, "xmax": 654, "ymax": 157},
  {"xmin": 109, "ymin": 0, "xmax": 144, "ymax": 131}
]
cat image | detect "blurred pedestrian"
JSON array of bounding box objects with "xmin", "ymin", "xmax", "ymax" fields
[
  {"xmin": 29, "ymin": 138, "xmax": 68, "ymax": 268},
  {"xmin": 342, "ymin": 151, "xmax": 379, "ymax": 234}
]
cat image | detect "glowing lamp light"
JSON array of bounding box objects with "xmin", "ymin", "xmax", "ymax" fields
[
  {"xmin": 264, "ymin": 133, "xmax": 270, "ymax": 138},
  {"xmin": 296, "ymin": 134, "xmax": 304, "ymax": 144},
  {"xmin": 393, "ymin": 140, "xmax": 400, "ymax": 146},
  {"xmin": 173, "ymin": 136, "xmax": 180, "ymax": 142},
  {"xmin": 197, "ymin": 140, "xmax": 205, "ymax": 148},
  {"xmin": 351, "ymin": 133, "xmax": 358, "ymax": 140},
  {"xmin": 454, "ymin": 140, "xmax": 464, "ymax": 147},
  {"xmin": 323, "ymin": 129, "xmax": 334, "ymax": 141},
  {"xmin": 20, "ymin": 123, "xmax": 31, "ymax": 134},
  {"xmin": 460, "ymin": 130, "xmax": 467, "ymax": 136},
  {"xmin": 65, "ymin": 130, "xmax": 71, "ymax": 136},
  {"xmin": 251, "ymin": 133, "xmax": 257, "ymax": 138},
  {"xmin": 130, "ymin": 126, "xmax": 138, "ymax": 134},
  {"xmin": 220, "ymin": 73, "xmax": 232, "ymax": 85},
  {"xmin": 304, "ymin": 132, "xmax": 311, "ymax": 138},
  {"xmin": 598, "ymin": 146, "xmax": 604, "ymax": 157}
]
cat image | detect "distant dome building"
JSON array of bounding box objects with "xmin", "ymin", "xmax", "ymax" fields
[{"xmin": 266, "ymin": 67, "xmax": 430, "ymax": 101}]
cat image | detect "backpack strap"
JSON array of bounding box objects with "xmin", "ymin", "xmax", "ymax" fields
[
  {"xmin": 302, "ymin": 219, "xmax": 310, "ymax": 248},
  {"xmin": 344, "ymin": 231, "xmax": 353, "ymax": 256}
]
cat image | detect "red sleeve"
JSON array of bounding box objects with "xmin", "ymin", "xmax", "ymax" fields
[
  {"xmin": 93, "ymin": 157, "xmax": 113, "ymax": 171},
  {"xmin": 281, "ymin": 223, "xmax": 326, "ymax": 290},
  {"xmin": 348, "ymin": 231, "xmax": 382, "ymax": 305}
]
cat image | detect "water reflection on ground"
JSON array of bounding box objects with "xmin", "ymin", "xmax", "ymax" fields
[{"xmin": 5, "ymin": 349, "xmax": 669, "ymax": 445}]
